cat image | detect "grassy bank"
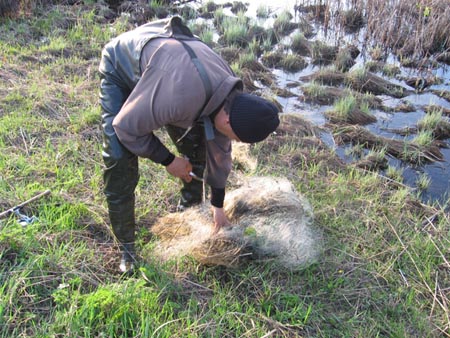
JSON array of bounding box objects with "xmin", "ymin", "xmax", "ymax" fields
[{"xmin": 0, "ymin": 1, "xmax": 449, "ymax": 337}]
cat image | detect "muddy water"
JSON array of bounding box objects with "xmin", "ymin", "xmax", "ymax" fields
[{"xmin": 203, "ymin": 0, "xmax": 450, "ymax": 204}]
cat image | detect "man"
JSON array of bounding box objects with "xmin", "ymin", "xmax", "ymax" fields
[{"xmin": 99, "ymin": 17, "xmax": 279, "ymax": 272}]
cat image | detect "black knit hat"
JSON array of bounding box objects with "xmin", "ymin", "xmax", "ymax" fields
[{"xmin": 229, "ymin": 93, "xmax": 280, "ymax": 143}]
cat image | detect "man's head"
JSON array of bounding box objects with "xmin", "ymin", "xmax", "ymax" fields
[{"xmin": 214, "ymin": 92, "xmax": 280, "ymax": 143}]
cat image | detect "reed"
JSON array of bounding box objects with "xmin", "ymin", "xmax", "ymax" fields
[{"xmin": 299, "ymin": 0, "xmax": 450, "ymax": 61}]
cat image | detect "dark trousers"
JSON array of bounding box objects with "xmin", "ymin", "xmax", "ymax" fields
[
  {"xmin": 101, "ymin": 111, "xmax": 206, "ymax": 248},
  {"xmin": 99, "ymin": 49, "xmax": 206, "ymax": 248}
]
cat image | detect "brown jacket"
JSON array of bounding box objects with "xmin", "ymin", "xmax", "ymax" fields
[{"xmin": 111, "ymin": 27, "xmax": 242, "ymax": 189}]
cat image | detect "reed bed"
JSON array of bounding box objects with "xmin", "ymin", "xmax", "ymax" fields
[{"xmin": 297, "ymin": 0, "xmax": 450, "ymax": 61}]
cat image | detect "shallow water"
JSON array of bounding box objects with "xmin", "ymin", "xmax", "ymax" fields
[{"xmin": 202, "ymin": 0, "xmax": 450, "ymax": 204}]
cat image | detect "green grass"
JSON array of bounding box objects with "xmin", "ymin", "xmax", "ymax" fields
[
  {"xmin": 0, "ymin": 2, "xmax": 449, "ymax": 338},
  {"xmin": 413, "ymin": 130, "xmax": 434, "ymax": 147},
  {"xmin": 418, "ymin": 109, "xmax": 443, "ymax": 131},
  {"xmin": 280, "ymin": 54, "xmax": 307, "ymax": 73},
  {"xmin": 221, "ymin": 15, "xmax": 249, "ymax": 47},
  {"xmin": 273, "ymin": 9, "xmax": 293, "ymax": 34},
  {"xmin": 256, "ymin": 4, "xmax": 270, "ymax": 19},
  {"xmin": 416, "ymin": 172, "xmax": 431, "ymax": 191}
]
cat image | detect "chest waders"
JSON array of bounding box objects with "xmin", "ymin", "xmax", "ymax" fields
[{"xmin": 99, "ymin": 22, "xmax": 214, "ymax": 273}]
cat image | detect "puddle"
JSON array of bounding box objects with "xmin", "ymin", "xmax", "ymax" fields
[{"xmin": 191, "ymin": 0, "xmax": 450, "ymax": 204}]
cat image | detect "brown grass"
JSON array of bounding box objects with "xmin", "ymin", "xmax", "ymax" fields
[
  {"xmin": 301, "ymin": 85, "xmax": 346, "ymax": 105},
  {"xmin": 346, "ymin": 70, "xmax": 411, "ymax": 98},
  {"xmin": 334, "ymin": 47, "xmax": 356, "ymax": 72},
  {"xmin": 299, "ymin": 69, "xmax": 346, "ymax": 86},
  {"xmin": 418, "ymin": 119, "xmax": 450, "ymax": 140},
  {"xmin": 0, "ymin": 0, "xmax": 18, "ymax": 17},
  {"xmin": 424, "ymin": 105, "xmax": 450, "ymax": 117},
  {"xmin": 430, "ymin": 90, "xmax": 450, "ymax": 103},
  {"xmin": 325, "ymin": 108, "xmax": 377, "ymax": 125},
  {"xmin": 256, "ymin": 114, "xmax": 347, "ymax": 173},
  {"xmin": 364, "ymin": 0, "xmax": 450, "ymax": 58},
  {"xmin": 331, "ymin": 124, "xmax": 444, "ymax": 164},
  {"xmin": 353, "ymin": 153, "xmax": 388, "ymax": 171},
  {"xmin": 310, "ymin": 41, "xmax": 338, "ymax": 65}
]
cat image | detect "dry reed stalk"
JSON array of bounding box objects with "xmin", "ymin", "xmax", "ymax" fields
[
  {"xmin": 299, "ymin": 69, "xmax": 346, "ymax": 86},
  {"xmin": 346, "ymin": 71, "xmax": 410, "ymax": 98},
  {"xmin": 301, "ymin": 85, "xmax": 346, "ymax": 105},
  {"xmin": 363, "ymin": 0, "xmax": 450, "ymax": 58},
  {"xmin": 299, "ymin": 0, "xmax": 449, "ymax": 61},
  {"xmin": 325, "ymin": 108, "xmax": 377, "ymax": 125}
]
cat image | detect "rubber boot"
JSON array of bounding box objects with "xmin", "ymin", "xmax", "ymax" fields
[
  {"xmin": 119, "ymin": 242, "xmax": 136, "ymax": 274},
  {"xmin": 108, "ymin": 198, "xmax": 137, "ymax": 274}
]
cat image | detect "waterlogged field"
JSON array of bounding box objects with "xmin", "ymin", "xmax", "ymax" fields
[
  {"xmin": 0, "ymin": 1, "xmax": 449, "ymax": 337},
  {"xmin": 209, "ymin": 0, "xmax": 450, "ymax": 204}
]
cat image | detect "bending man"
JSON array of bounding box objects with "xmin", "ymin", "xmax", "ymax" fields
[{"xmin": 98, "ymin": 17, "xmax": 280, "ymax": 272}]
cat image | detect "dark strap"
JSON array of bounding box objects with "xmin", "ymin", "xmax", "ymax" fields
[
  {"xmin": 179, "ymin": 40, "xmax": 213, "ymax": 100},
  {"xmin": 179, "ymin": 40, "xmax": 215, "ymax": 141}
]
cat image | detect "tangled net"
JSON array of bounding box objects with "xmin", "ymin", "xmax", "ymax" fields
[{"xmin": 150, "ymin": 176, "xmax": 322, "ymax": 269}]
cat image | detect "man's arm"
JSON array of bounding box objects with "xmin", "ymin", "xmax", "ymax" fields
[
  {"xmin": 212, "ymin": 206, "xmax": 231, "ymax": 233},
  {"xmin": 164, "ymin": 156, "xmax": 193, "ymax": 182}
]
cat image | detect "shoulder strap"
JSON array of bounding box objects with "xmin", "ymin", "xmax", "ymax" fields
[{"xmin": 177, "ymin": 40, "xmax": 215, "ymax": 141}]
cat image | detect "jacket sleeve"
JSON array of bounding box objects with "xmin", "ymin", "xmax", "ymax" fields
[
  {"xmin": 205, "ymin": 131, "xmax": 232, "ymax": 189},
  {"xmin": 111, "ymin": 67, "xmax": 173, "ymax": 163},
  {"xmin": 112, "ymin": 58, "xmax": 204, "ymax": 163}
]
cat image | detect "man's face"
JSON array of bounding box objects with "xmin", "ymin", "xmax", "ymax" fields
[{"xmin": 214, "ymin": 107, "xmax": 241, "ymax": 142}]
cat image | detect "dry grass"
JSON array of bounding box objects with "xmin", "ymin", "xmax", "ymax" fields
[
  {"xmin": 425, "ymin": 104, "xmax": 450, "ymax": 116},
  {"xmin": 325, "ymin": 107, "xmax": 376, "ymax": 125},
  {"xmin": 430, "ymin": 90, "xmax": 450, "ymax": 103},
  {"xmin": 300, "ymin": 0, "xmax": 450, "ymax": 61},
  {"xmin": 299, "ymin": 69, "xmax": 346, "ymax": 86},
  {"xmin": 346, "ymin": 69, "xmax": 411, "ymax": 98},
  {"xmin": 364, "ymin": 0, "xmax": 450, "ymax": 58},
  {"xmin": 332, "ymin": 124, "xmax": 445, "ymax": 164}
]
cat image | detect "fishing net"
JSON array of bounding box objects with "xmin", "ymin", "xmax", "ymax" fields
[{"xmin": 150, "ymin": 176, "xmax": 322, "ymax": 269}]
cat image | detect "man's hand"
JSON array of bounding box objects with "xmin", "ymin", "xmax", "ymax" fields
[
  {"xmin": 165, "ymin": 156, "xmax": 192, "ymax": 182},
  {"xmin": 212, "ymin": 207, "xmax": 232, "ymax": 234}
]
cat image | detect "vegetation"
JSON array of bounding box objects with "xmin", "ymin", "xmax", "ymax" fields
[
  {"xmin": 255, "ymin": 4, "xmax": 270, "ymax": 19},
  {"xmin": 0, "ymin": 1, "xmax": 449, "ymax": 338},
  {"xmin": 325, "ymin": 96, "xmax": 376, "ymax": 125}
]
